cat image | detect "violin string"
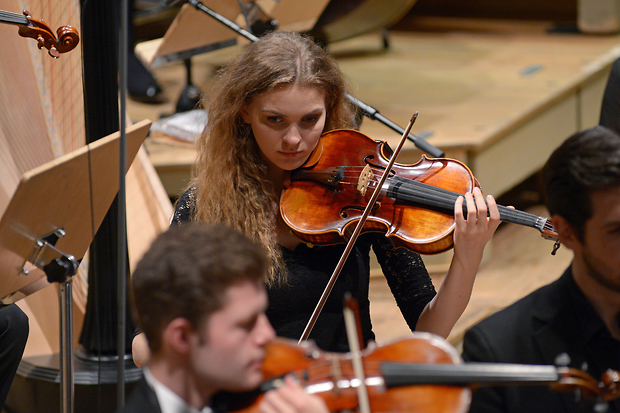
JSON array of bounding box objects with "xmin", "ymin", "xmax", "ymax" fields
[
  {"xmin": 342, "ymin": 168, "xmax": 540, "ymax": 228},
  {"xmin": 388, "ymin": 175, "xmax": 543, "ymax": 228},
  {"xmin": 0, "ymin": 11, "xmax": 28, "ymax": 25},
  {"xmin": 299, "ymin": 166, "xmax": 553, "ymax": 232},
  {"xmin": 288, "ymin": 359, "xmax": 387, "ymax": 383}
]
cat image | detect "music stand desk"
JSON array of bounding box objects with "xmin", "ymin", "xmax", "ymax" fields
[{"xmin": 0, "ymin": 119, "xmax": 151, "ymax": 413}]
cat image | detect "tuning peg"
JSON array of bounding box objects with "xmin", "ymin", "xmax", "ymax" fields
[{"xmin": 554, "ymin": 353, "xmax": 571, "ymax": 367}]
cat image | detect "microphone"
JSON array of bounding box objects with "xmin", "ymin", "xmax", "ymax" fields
[{"xmin": 346, "ymin": 95, "xmax": 445, "ymax": 158}]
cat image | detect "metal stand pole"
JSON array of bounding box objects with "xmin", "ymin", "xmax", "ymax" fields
[
  {"xmin": 35, "ymin": 237, "xmax": 79, "ymax": 413},
  {"xmin": 59, "ymin": 280, "xmax": 74, "ymax": 413}
]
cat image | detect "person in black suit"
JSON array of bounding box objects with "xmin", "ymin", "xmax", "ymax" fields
[
  {"xmin": 462, "ymin": 125, "xmax": 620, "ymax": 413},
  {"xmin": 600, "ymin": 57, "xmax": 620, "ymax": 135},
  {"xmin": 0, "ymin": 304, "xmax": 28, "ymax": 410},
  {"xmin": 119, "ymin": 223, "xmax": 328, "ymax": 413}
]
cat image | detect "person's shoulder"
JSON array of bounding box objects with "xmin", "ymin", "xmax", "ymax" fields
[
  {"xmin": 462, "ymin": 274, "xmax": 569, "ymax": 363},
  {"xmin": 171, "ymin": 186, "xmax": 198, "ymax": 227},
  {"xmin": 117, "ymin": 377, "xmax": 161, "ymax": 413},
  {"xmin": 472, "ymin": 272, "xmax": 567, "ymax": 331},
  {"xmin": 177, "ymin": 186, "xmax": 197, "ymax": 205}
]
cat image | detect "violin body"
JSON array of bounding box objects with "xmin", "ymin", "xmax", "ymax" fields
[
  {"xmin": 221, "ymin": 333, "xmax": 618, "ymax": 413},
  {"xmin": 281, "ymin": 129, "xmax": 478, "ymax": 254},
  {"xmin": 226, "ymin": 334, "xmax": 470, "ymax": 413},
  {"xmin": 281, "ymin": 129, "xmax": 559, "ymax": 255}
]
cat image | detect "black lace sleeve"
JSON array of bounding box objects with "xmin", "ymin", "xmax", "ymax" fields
[
  {"xmin": 372, "ymin": 237, "xmax": 436, "ymax": 331},
  {"xmin": 171, "ymin": 187, "xmax": 197, "ymax": 226}
]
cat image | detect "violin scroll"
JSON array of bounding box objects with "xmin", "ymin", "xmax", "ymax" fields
[
  {"xmin": 55, "ymin": 25, "xmax": 80, "ymax": 54},
  {"xmin": 18, "ymin": 10, "xmax": 79, "ymax": 58}
]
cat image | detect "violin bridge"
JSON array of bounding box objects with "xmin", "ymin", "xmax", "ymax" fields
[{"xmin": 357, "ymin": 165, "xmax": 374, "ymax": 196}]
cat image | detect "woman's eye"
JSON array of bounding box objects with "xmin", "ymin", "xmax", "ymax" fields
[
  {"xmin": 267, "ymin": 116, "xmax": 282, "ymax": 123},
  {"xmin": 304, "ymin": 116, "xmax": 319, "ymax": 123}
]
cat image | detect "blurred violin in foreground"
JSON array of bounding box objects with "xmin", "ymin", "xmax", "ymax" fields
[
  {"xmin": 0, "ymin": 9, "xmax": 79, "ymax": 58},
  {"xmin": 281, "ymin": 129, "xmax": 561, "ymax": 255},
  {"xmin": 217, "ymin": 333, "xmax": 619, "ymax": 413}
]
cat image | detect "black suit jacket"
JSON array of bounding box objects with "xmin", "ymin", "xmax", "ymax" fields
[
  {"xmin": 462, "ymin": 267, "xmax": 620, "ymax": 413},
  {"xmin": 117, "ymin": 377, "xmax": 162, "ymax": 413}
]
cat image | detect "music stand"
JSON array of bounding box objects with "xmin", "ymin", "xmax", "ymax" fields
[
  {"xmin": 143, "ymin": 0, "xmax": 330, "ymax": 66},
  {"xmin": 0, "ymin": 119, "xmax": 151, "ymax": 413}
]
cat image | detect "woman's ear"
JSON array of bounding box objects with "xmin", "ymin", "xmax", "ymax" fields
[
  {"xmin": 550, "ymin": 214, "xmax": 579, "ymax": 251},
  {"xmin": 240, "ymin": 104, "xmax": 250, "ymax": 124}
]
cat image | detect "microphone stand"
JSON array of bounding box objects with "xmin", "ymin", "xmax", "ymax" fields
[{"xmin": 186, "ymin": 0, "xmax": 445, "ymax": 158}]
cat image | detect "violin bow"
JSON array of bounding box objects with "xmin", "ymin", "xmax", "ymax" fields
[
  {"xmin": 343, "ymin": 294, "xmax": 371, "ymax": 413},
  {"xmin": 0, "ymin": 9, "xmax": 79, "ymax": 58},
  {"xmin": 299, "ymin": 112, "xmax": 419, "ymax": 343}
]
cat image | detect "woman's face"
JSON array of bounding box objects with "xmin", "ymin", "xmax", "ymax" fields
[{"xmin": 241, "ymin": 84, "xmax": 326, "ymax": 172}]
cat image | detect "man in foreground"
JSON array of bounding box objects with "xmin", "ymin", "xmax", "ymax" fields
[{"xmin": 120, "ymin": 223, "xmax": 327, "ymax": 413}]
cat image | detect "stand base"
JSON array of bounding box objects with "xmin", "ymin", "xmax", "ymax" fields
[{"xmin": 5, "ymin": 353, "xmax": 142, "ymax": 413}]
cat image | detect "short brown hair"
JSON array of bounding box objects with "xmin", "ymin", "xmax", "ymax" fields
[
  {"xmin": 543, "ymin": 125, "xmax": 620, "ymax": 240},
  {"xmin": 131, "ymin": 223, "xmax": 268, "ymax": 353}
]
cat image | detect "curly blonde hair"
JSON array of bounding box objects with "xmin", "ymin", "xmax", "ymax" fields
[{"xmin": 190, "ymin": 32, "xmax": 356, "ymax": 284}]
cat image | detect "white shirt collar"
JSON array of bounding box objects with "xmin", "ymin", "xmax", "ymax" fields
[{"xmin": 143, "ymin": 368, "xmax": 213, "ymax": 413}]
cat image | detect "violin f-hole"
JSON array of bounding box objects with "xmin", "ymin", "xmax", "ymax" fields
[{"xmin": 340, "ymin": 202, "xmax": 381, "ymax": 219}]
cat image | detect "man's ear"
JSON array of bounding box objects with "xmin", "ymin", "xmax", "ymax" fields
[
  {"xmin": 162, "ymin": 318, "xmax": 193, "ymax": 355},
  {"xmin": 551, "ymin": 214, "xmax": 580, "ymax": 251}
]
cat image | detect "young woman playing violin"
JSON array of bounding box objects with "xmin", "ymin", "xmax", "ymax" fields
[{"xmin": 132, "ymin": 31, "xmax": 501, "ymax": 364}]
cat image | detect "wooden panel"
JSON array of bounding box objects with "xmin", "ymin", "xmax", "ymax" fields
[
  {"xmin": 258, "ymin": 0, "xmax": 330, "ymax": 33},
  {"xmin": 126, "ymin": 148, "xmax": 174, "ymax": 268},
  {"xmin": 472, "ymin": 96, "xmax": 578, "ymax": 197},
  {"xmin": 308, "ymin": 0, "xmax": 418, "ymax": 44},
  {"xmin": 0, "ymin": 15, "xmax": 54, "ymax": 175},
  {"xmin": 149, "ymin": 0, "xmax": 249, "ymax": 61},
  {"xmin": 579, "ymin": 67, "xmax": 611, "ymax": 129}
]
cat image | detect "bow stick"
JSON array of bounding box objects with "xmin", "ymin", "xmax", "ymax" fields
[{"xmin": 298, "ymin": 112, "xmax": 419, "ymax": 343}]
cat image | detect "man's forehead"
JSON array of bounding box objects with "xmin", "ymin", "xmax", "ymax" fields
[
  {"xmin": 220, "ymin": 280, "xmax": 267, "ymax": 312},
  {"xmin": 589, "ymin": 187, "xmax": 620, "ymax": 224}
]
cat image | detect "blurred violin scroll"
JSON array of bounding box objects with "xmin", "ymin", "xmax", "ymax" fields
[{"xmin": 0, "ymin": 9, "xmax": 79, "ymax": 58}]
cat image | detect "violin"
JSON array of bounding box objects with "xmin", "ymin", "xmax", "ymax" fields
[
  {"xmin": 0, "ymin": 9, "xmax": 79, "ymax": 58},
  {"xmin": 218, "ymin": 333, "xmax": 620, "ymax": 413},
  {"xmin": 281, "ymin": 129, "xmax": 560, "ymax": 255}
]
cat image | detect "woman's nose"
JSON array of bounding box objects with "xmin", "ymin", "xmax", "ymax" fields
[{"xmin": 282, "ymin": 126, "xmax": 302, "ymax": 146}]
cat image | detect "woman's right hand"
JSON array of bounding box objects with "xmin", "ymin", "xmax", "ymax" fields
[{"xmin": 259, "ymin": 375, "xmax": 328, "ymax": 413}]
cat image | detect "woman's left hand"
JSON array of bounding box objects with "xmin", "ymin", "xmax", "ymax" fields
[{"xmin": 452, "ymin": 187, "xmax": 502, "ymax": 268}]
